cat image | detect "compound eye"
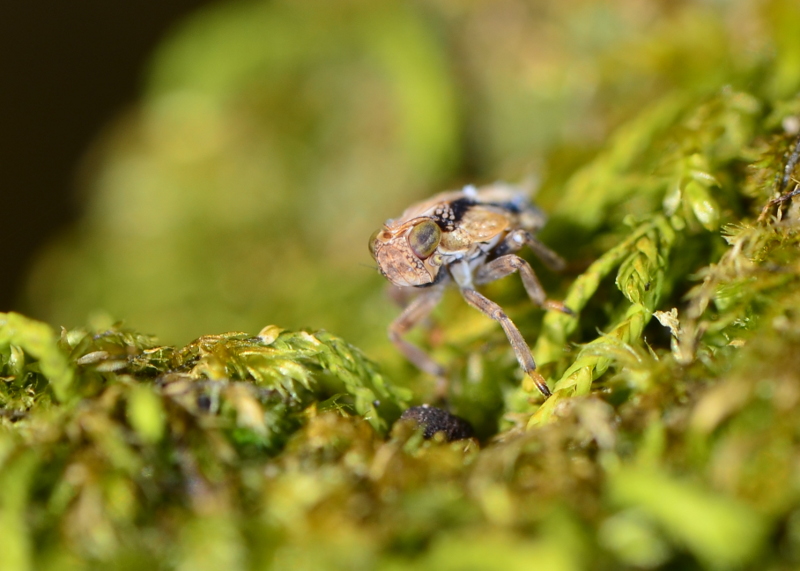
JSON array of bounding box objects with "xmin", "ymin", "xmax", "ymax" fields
[
  {"xmin": 408, "ymin": 220, "xmax": 441, "ymax": 259},
  {"xmin": 368, "ymin": 229, "xmax": 381, "ymax": 258}
]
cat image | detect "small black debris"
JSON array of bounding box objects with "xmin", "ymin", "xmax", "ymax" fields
[
  {"xmin": 196, "ymin": 394, "xmax": 212, "ymax": 411},
  {"xmin": 399, "ymin": 405, "xmax": 474, "ymax": 441}
]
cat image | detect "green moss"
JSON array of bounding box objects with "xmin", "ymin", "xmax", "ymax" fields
[{"xmin": 8, "ymin": 0, "xmax": 800, "ymax": 568}]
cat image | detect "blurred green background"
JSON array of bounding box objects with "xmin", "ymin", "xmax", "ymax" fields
[{"xmin": 17, "ymin": 0, "xmax": 797, "ymax": 369}]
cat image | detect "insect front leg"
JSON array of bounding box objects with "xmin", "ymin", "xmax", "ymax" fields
[
  {"xmin": 460, "ymin": 288, "xmax": 552, "ymax": 398},
  {"xmin": 474, "ymin": 254, "xmax": 572, "ymax": 315},
  {"xmin": 388, "ymin": 286, "xmax": 448, "ymax": 395}
]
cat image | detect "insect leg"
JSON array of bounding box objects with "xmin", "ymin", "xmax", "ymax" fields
[
  {"xmin": 474, "ymin": 254, "xmax": 572, "ymax": 315},
  {"xmin": 493, "ymin": 230, "xmax": 566, "ymax": 271},
  {"xmin": 524, "ymin": 235, "xmax": 567, "ymax": 272},
  {"xmin": 460, "ymin": 288, "xmax": 551, "ymax": 398},
  {"xmin": 388, "ymin": 286, "xmax": 447, "ymax": 379}
]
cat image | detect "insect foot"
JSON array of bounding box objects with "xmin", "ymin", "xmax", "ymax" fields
[{"xmin": 369, "ymin": 183, "xmax": 571, "ymax": 399}]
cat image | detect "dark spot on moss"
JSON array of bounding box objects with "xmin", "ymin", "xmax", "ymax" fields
[
  {"xmin": 197, "ymin": 394, "xmax": 212, "ymax": 411},
  {"xmin": 399, "ymin": 405, "xmax": 474, "ymax": 441}
]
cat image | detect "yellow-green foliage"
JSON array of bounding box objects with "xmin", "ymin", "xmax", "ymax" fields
[
  {"xmin": 0, "ymin": 314, "xmax": 408, "ymax": 569},
  {"xmin": 7, "ymin": 0, "xmax": 800, "ymax": 569}
]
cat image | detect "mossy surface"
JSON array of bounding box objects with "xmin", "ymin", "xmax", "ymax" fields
[{"xmin": 7, "ymin": 0, "xmax": 800, "ymax": 569}]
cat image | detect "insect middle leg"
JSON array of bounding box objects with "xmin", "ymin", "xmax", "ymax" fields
[
  {"xmin": 460, "ymin": 288, "xmax": 552, "ymax": 398},
  {"xmin": 388, "ymin": 286, "xmax": 449, "ymax": 395},
  {"xmin": 474, "ymin": 254, "xmax": 572, "ymax": 314},
  {"xmin": 493, "ymin": 229, "xmax": 566, "ymax": 272}
]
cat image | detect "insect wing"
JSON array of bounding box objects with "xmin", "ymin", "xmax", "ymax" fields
[{"xmin": 459, "ymin": 206, "xmax": 511, "ymax": 242}]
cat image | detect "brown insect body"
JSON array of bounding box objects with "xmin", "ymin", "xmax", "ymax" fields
[{"xmin": 370, "ymin": 183, "xmax": 570, "ymax": 399}]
